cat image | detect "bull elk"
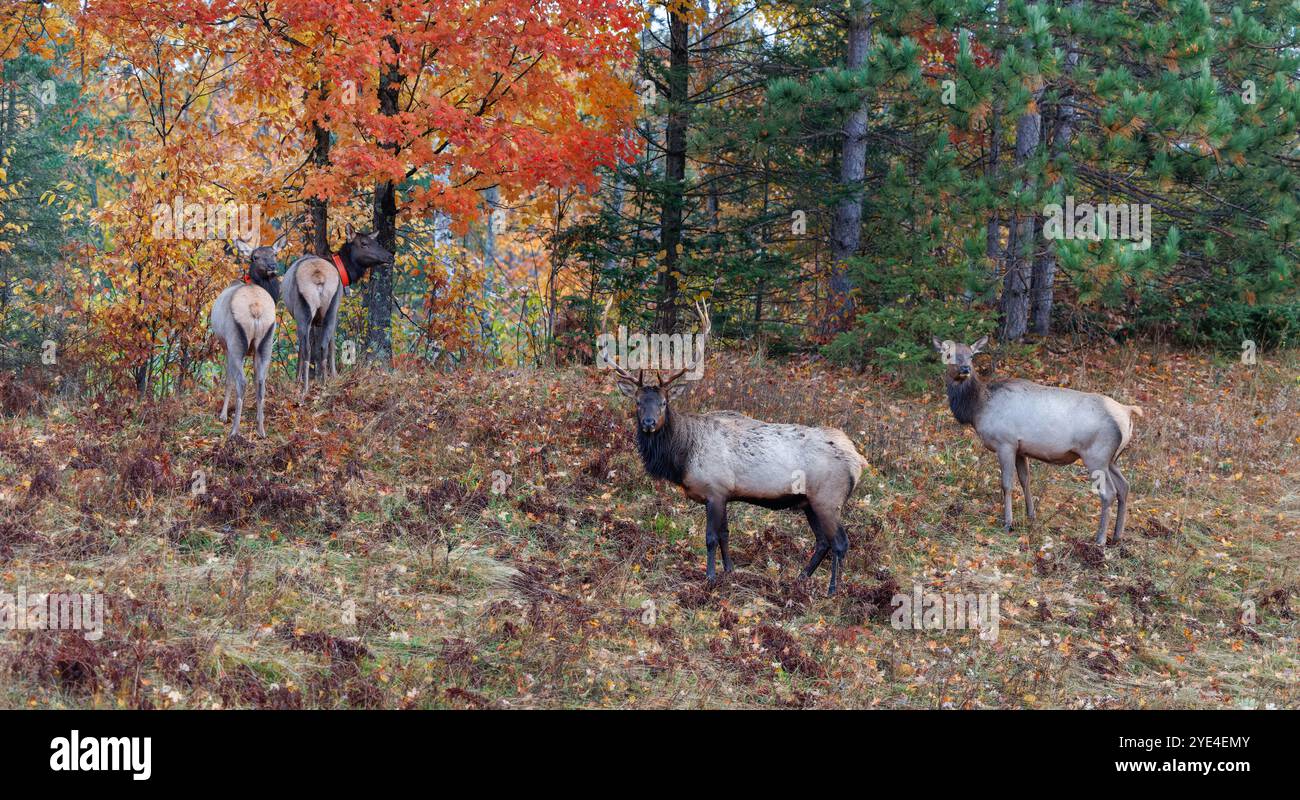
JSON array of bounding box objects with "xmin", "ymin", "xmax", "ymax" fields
[
  {"xmin": 933, "ymin": 336, "xmax": 1143, "ymax": 545},
  {"xmin": 603, "ymin": 301, "xmax": 868, "ymax": 594},
  {"xmin": 210, "ymin": 237, "xmax": 285, "ymax": 438},
  {"xmin": 281, "ymin": 227, "xmax": 393, "ymax": 395}
]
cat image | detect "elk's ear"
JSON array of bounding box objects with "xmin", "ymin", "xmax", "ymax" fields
[
  {"xmin": 616, "ymin": 379, "xmax": 638, "ymax": 398},
  {"xmin": 971, "ymin": 335, "xmax": 989, "ymax": 353},
  {"xmin": 345, "ymin": 222, "xmax": 356, "ymax": 240},
  {"xmin": 272, "ymin": 231, "xmax": 289, "ymax": 254},
  {"xmin": 931, "ymin": 336, "xmax": 945, "ymax": 353},
  {"xmin": 232, "ymin": 239, "xmax": 254, "ymax": 259},
  {"xmin": 666, "ymin": 381, "xmax": 691, "ymax": 400}
]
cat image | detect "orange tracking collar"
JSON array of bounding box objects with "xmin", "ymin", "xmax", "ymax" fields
[{"xmin": 333, "ymin": 254, "xmax": 349, "ymax": 288}]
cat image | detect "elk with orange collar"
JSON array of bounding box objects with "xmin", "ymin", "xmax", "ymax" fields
[{"xmin": 281, "ymin": 226, "xmax": 393, "ymax": 396}]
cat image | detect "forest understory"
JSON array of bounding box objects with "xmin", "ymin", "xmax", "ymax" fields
[{"xmin": 1, "ymin": 343, "xmax": 1295, "ymax": 709}]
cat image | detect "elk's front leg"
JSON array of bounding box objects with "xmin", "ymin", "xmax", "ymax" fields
[{"xmin": 996, "ymin": 448, "xmax": 1017, "ymax": 531}]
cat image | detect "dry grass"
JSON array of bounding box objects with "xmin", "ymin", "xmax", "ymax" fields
[{"xmin": 0, "ymin": 343, "xmax": 1296, "ymax": 708}]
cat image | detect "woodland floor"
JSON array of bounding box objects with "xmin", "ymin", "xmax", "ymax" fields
[{"xmin": 0, "ymin": 343, "xmax": 1297, "ymax": 709}]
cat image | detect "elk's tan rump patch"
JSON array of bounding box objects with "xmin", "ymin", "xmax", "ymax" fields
[
  {"xmin": 229, "ymin": 284, "xmax": 276, "ymax": 355},
  {"xmin": 1102, "ymin": 398, "xmax": 1143, "ymax": 455},
  {"xmin": 293, "ymin": 256, "xmax": 341, "ymax": 323}
]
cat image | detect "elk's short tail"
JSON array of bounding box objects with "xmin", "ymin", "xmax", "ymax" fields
[
  {"xmin": 245, "ymin": 299, "xmax": 266, "ymax": 355},
  {"xmin": 1128, "ymin": 405, "xmax": 1144, "ymax": 418}
]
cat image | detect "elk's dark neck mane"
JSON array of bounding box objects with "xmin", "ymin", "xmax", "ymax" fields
[
  {"xmin": 945, "ymin": 373, "xmax": 987, "ymax": 426},
  {"xmin": 251, "ymin": 273, "xmax": 281, "ymax": 305},
  {"xmin": 636, "ymin": 407, "xmax": 690, "ymax": 486},
  {"xmin": 336, "ymin": 242, "xmax": 367, "ymax": 284}
]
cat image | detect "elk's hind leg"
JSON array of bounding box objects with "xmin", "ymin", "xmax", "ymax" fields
[
  {"xmin": 1108, "ymin": 465, "xmax": 1129, "ymax": 543},
  {"xmin": 709, "ymin": 497, "xmax": 732, "ymax": 575},
  {"xmin": 704, "ymin": 497, "xmax": 730, "ymax": 581},
  {"xmin": 220, "ymin": 368, "xmax": 232, "ymax": 422},
  {"xmin": 253, "ymin": 326, "xmax": 274, "ymax": 437},
  {"xmin": 300, "ymin": 323, "xmax": 313, "ymax": 397},
  {"xmin": 226, "ymin": 348, "xmax": 247, "ymax": 439},
  {"xmin": 803, "ymin": 503, "xmax": 846, "ymax": 595},
  {"xmin": 800, "ymin": 506, "xmax": 831, "ymax": 580},
  {"xmin": 829, "ymin": 521, "xmax": 849, "ymax": 594},
  {"xmin": 294, "ymin": 322, "xmax": 310, "ymax": 398},
  {"xmin": 1086, "ymin": 458, "xmax": 1115, "ymax": 546}
]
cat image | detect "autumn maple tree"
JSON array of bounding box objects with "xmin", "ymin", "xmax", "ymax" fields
[
  {"xmin": 231, "ymin": 0, "xmax": 642, "ymax": 360},
  {"xmin": 0, "ymin": 0, "xmax": 640, "ymax": 390}
]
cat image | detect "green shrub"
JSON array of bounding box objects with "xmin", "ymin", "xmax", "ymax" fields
[
  {"xmin": 826, "ymin": 300, "xmax": 994, "ymax": 392},
  {"xmin": 1133, "ymin": 290, "xmax": 1300, "ymax": 351}
]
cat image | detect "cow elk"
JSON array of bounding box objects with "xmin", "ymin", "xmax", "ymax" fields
[
  {"xmin": 211, "ymin": 237, "xmax": 285, "ymax": 438},
  {"xmin": 933, "ymin": 336, "xmax": 1143, "ymax": 545},
  {"xmin": 281, "ymin": 227, "xmax": 393, "ymax": 395},
  {"xmin": 603, "ymin": 301, "xmax": 869, "ymax": 594}
]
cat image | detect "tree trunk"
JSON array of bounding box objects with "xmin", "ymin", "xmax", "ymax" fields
[
  {"xmin": 998, "ymin": 107, "xmax": 1040, "ymax": 342},
  {"xmin": 0, "ymin": 83, "xmax": 12, "ymax": 312},
  {"xmin": 655, "ymin": 8, "xmax": 689, "ymax": 334},
  {"xmin": 1029, "ymin": 0, "xmax": 1081, "ymax": 336},
  {"xmin": 998, "ymin": 2, "xmax": 1043, "ymax": 343},
  {"xmin": 1029, "ymin": 114, "xmax": 1068, "ymax": 336},
  {"xmin": 365, "ymin": 34, "xmax": 402, "ymax": 364},
  {"xmin": 309, "ymin": 101, "xmax": 331, "ymax": 257},
  {"xmin": 480, "ymin": 185, "xmax": 499, "ymax": 351},
  {"xmin": 982, "ymin": 0, "xmax": 1007, "ymax": 304},
  {"xmin": 827, "ymin": 1, "xmax": 872, "ymax": 331}
]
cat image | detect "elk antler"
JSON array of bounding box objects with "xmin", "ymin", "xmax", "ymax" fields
[
  {"xmin": 597, "ymin": 295, "xmax": 642, "ymax": 386},
  {"xmin": 694, "ymin": 297, "xmax": 711, "ymax": 344},
  {"xmin": 659, "ymin": 368, "xmax": 688, "ymax": 388},
  {"xmin": 658, "ymin": 297, "xmax": 711, "ymax": 388}
]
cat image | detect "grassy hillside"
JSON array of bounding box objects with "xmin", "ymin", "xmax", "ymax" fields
[{"xmin": 1, "ymin": 344, "xmax": 1296, "ymax": 708}]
